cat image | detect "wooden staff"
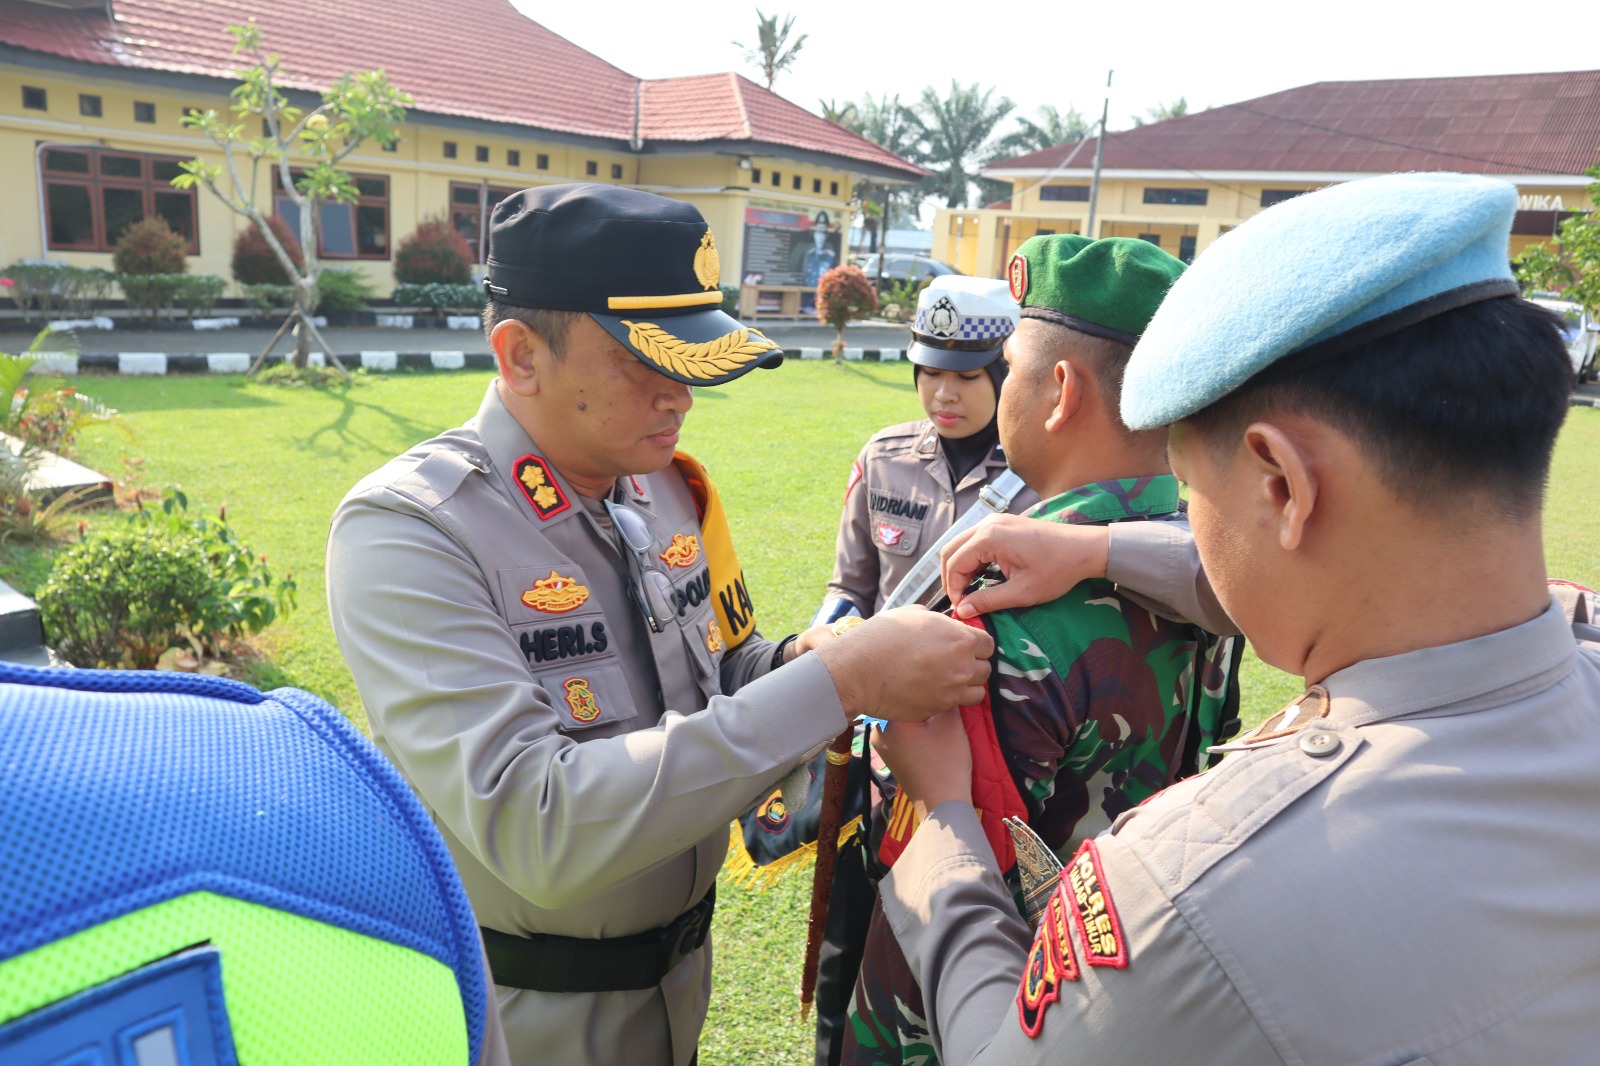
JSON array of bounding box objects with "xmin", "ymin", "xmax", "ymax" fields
[{"xmin": 800, "ymin": 723, "xmax": 855, "ymax": 1021}]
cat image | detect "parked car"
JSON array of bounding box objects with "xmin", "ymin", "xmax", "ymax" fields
[
  {"xmin": 853, "ymin": 254, "xmax": 960, "ymax": 285},
  {"xmin": 1529, "ymin": 296, "xmax": 1599, "ymax": 384}
]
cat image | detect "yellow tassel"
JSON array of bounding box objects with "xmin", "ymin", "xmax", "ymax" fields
[{"xmin": 722, "ymin": 816, "xmax": 864, "ymax": 891}]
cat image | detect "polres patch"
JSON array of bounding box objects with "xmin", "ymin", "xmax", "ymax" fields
[
  {"xmin": 1066, "ymin": 840, "xmax": 1128, "ymax": 968},
  {"xmin": 513, "ymin": 454, "xmax": 571, "ymax": 520},
  {"xmin": 1008, "ymin": 252, "xmax": 1029, "ymax": 303},
  {"xmin": 1017, "ymin": 881, "xmax": 1079, "ymax": 1038}
]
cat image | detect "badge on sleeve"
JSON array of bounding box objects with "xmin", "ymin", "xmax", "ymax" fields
[
  {"xmin": 1017, "ymin": 878, "xmax": 1080, "ymax": 1038},
  {"xmin": 514, "ymin": 454, "xmax": 571, "ymax": 520},
  {"xmin": 563, "ymin": 677, "xmax": 601, "ymax": 722},
  {"xmin": 1066, "ymin": 840, "xmax": 1128, "ymax": 968}
]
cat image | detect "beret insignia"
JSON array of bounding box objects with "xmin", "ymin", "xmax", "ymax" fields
[
  {"xmin": 1008, "ymin": 252, "xmax": 1029, "ymax": 303},
  {"xmin": 514, "ymin": 454, "xmax": 570, "ymax": 520}
]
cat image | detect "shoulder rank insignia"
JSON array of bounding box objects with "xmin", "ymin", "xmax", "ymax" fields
[
  {"xmin": 1066, "ymin": 839, "xmax": 1128, "ymax": 968},
  {"xmin": 563, "ymin": 677, "xmax": 601, "ymax": 722},
  {"xmin": 659, "ymin": 532, "xmax": 701, "ymax": 569},
  {"xmin": 513, "ymin": 454, "xmax": 570, "ymax": 520},
  {"xmin": 521, "ymin": 570, "xmax": 590, "ymax": 614},
  {"xmin": 876, "ymin": 523, "xmax": 904, "ymax": 547},
  {"xmin": 1017, "ymin": 877, "xmax": 1079, "ymax": 1038},
  {"xmin": 705, "ymin": 617, "xmax": 725, "ymax": 654}
]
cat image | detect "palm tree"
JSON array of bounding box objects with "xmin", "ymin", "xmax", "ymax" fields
[
  {"xmin": 994, "ymin": 104, "xmax": 1092, "ymax": 157},
  {"xmin": 913, "ymin": 82, "xmax": 1016, "ymax": 208},
  {"xmin": 841, "ymin": 94, "xmax": 923, "ymax": 255},
  {"xmin": 1132, "ymin": 97, "xmax": 1191, "ymax": 127},
  {"xmin": 818, "ymin": 98, "xmax": 859, "ymax": 129},
  {"xmin": 734, "ymin": 11, "xmax": 807, "ymax": 91}
]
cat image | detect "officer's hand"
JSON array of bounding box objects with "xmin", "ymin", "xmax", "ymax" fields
[
  {"xmin": 790, "ymin": 621, "xmax": 837, "ymax": 661},
  {"xmin": 872, "ymin": 708, "xmax": 973, "ymax": 811},
  {"xmin": 814, "ymin": 605, "xmax": 992, "ymax": 722},
  {"xmin": 942, "ymin": 514, "xmax": 1110, "ymax": 620}
]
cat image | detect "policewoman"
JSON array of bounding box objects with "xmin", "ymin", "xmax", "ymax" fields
[
  {"xmin": 818, "ymin": 276, "xmax": 1038, "ymax": 624},
  {"xmin": 325, "ymin": 185, "xmax": 994, "ymax": 1066}
]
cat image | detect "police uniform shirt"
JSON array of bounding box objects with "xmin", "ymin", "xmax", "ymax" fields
[
  {"xmin": 827, "ymin": 420, "xmax": 1037, "ymax": 615},
  {"xmin": 880, "ymin": 599, "xmax": 1600, "ymax": 1064},
  {"xmin": 326, "ymin": 382, "xmax": 850, "ymax": 1066}
]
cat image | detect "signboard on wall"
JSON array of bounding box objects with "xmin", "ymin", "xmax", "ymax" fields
[{"xmin": 740, "ymin": 201, "xmax": 842, "ymax": 289}]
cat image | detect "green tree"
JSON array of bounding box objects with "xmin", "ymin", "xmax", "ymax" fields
[
  {"xmin": 1132, "ymin": 96, "xmax": 1191, "ymax": 127},
  {"xmin": 994, "ymin": 104, "xmax": 1092, "ymax": 157},
  {"xmin": 842, "ymin": 94, "xmax": 925, "ymax": 258},
  {"xmin": 172, "ymin": 21, "xmax": 411, "ymax": 373},
  {"xmin": 735, "ymin": 11, "xmax": 807, "ymax": 91},
  {"xmin": 818, "ymin": 98, "xmax": 859, "ymax": 128},
  {"xmin": 913, "ymin": 82, "xmax": 1016, "ymax": 208},
  {"xmin": 1513, "ymin": 164, "xmax": 1600, "ymax": 322}
]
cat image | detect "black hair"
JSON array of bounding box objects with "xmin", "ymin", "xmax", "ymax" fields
[
  {"xmin": 482, "ymin": 302, "xmax": 582, "ymax": 359},
  {"xmin": 1185, "ymin": 296, "xmax": 1573, "ymax": 517}
]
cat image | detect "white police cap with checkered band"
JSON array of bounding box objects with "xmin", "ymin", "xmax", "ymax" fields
[{"xmin": 908, "ymin": 276, "xmax": 1020, "ymax": 371}]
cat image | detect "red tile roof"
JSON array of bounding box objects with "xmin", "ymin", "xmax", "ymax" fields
[
  {"xmin": 989, "ymin": 71, "xmax": 1600, "ymax": 179},
  {"xmin": 0, "ymin": 0, "xmax": 922, "ymax": 177}
]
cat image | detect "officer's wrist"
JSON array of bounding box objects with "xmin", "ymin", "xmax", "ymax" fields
[{"xmin": 771, "ymin": 633, "xmax": 799, "ymax": 670}]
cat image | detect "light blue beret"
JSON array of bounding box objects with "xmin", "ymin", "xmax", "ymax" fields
[{"xmin": 1121, "ymin": 172, "xmax": 1520, "ymax": 430}]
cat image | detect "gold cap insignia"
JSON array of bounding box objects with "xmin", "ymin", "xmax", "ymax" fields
[
  {"xmin": 659, "ymin": 532, "xmax": 702, "ymax": 569},
  {"xmin": 705, "ymin": 617, "xmax": 725, "ymax": 654},
  {"xmin": 694, "ymin": 230, "xmax": 721, "ymax": 290},
  {"xmin": 521, "ymin": 570, "xmax": 591, "ymax": 614},
  {"xmin": 563, "ymin": 677, "xmax": 601, "ymax": 722},
  {"xmin": 619, "ymin": 319, "xmax": 779, "ymax": 382}
]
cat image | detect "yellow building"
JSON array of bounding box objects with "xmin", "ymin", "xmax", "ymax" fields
[
  {"xmin": 937, "ymin": 71, "xmax": 1600, "ymax": 277},
  {"xmin": 0, "ymin": 0, "xmax": 923, "ymax": 311}
]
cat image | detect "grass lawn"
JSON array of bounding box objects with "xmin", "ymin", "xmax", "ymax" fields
[{"xmin": 5, "ymin": 365, "xmax": 1598, "ymax": 1064}]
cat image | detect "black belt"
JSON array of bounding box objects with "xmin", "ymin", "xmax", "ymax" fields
[{"xmin": 481, "ymin": 887, "xmax": 716, "ymax": 993}]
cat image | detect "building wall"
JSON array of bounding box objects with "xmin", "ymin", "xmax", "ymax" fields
[
  {"xmin": 1, "ymin": 64, "xmax": 865, "ymax": 298},
  {"xmin": 936, "ymin": 176, "xmax": 1595, "ymax": 277}
]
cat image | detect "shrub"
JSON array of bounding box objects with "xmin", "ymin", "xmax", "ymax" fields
[
  {"xmin": 171, "ymin": 274, "xmax": 228, "ymax": 318},
  {"xmin": 240, "ymin": 283, "xmax": 297, "ymax": 313},
  {"xmin": 392, "ymin": 281, "xmax": 485, "ymax": 313},
  {"xmin": 816, "ymin": 265, "xmax": 878, "ymax": 357},
  {"xmin": 232, "ymin": 215, "xmax": 304, "ymax": 285},
  {"xmin": 37, "ymin": 524, "xmax": 217, "ymax": 667},
  {"xmin": 117, "ymin": 272, "xmax": 186, "ymax": 321},
  {"xmin": 315, "ymin": 267, "xmax": 374, "ymax": 312},
  {"xmin": 112, "ymin": 216, "xmax": 188, "ymax": 276},
  {"xmin": 720, "ymin": 285, "xmax": 741, "ymax": 315},
  {"xmin": 393, "ymin": 216, "xmax": 473, "ymax": 285},
  {"xmin": 1, "ymin": 262, "xmax": 117, "ymax": 322}
]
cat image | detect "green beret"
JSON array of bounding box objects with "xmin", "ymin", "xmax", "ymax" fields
[{"xmin": 1006, "ymin": 235, "xmax": 1185, "ymax": 344}]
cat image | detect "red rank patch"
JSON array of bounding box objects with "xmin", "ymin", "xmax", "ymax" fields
[
  {"xmin": 513, "ymin": 454, "xmax": 571, "ymax": 521},
  {"xmin": 1066, "ymin": 840, "xmax": 1128, "ymax": 968},
  {"xmin": 844, "ymin": 459, "xmax": 862, "ymax": 502},
  {"xmin": 1017, "ymin": 878, "xmax": 1080, "ymax": 1038}
]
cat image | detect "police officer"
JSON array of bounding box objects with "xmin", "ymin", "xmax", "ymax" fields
[
  {"xmin": 818, "ymin": 275, "xmax": 1037, "ymax": 624},
  {"xmin": 866, "ymin": 172, "xmax": 1600, "ymax": 1063},
  {"xmin": 324, "ymin": 184, "xmax": 994, "ymax": 1066}
]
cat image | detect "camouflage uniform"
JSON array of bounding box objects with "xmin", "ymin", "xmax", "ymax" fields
[{"xmin": 843, "ymin": 475, "xmax": 1238, "ymax": 1066}]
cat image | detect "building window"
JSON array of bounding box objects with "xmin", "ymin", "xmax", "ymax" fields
[
  {"xmin": 450, "ymin": 181, "xmax": 519, "ymax": 260},
  {"xmin": 1138, "ymin": 233, "xmax": 1163, "ymax": 246},
  {"xmin": 507, "ymin": 149, "xmax": 520, "ymax": 167},
  {"xmin": 830, "ymin": 181, "xmax": 839, "ymax": 196},
  {"xmin": 792, "ymin": 174, "xmax": 801, "ymax": 190},
  {"xmin": 382, "ymin": 139, "xmax": 399, "ymax": 152},
  {"xmin": 275, "ymin": 170, "xmax": 389, "ymax": 259},
  {"xmin": 1040, "ymin": 185, "xmax": 1090, "ymax": 202},
  {"xmin": 611, "ymin": 163, "xmax": 623, "ymax": 180},
  {"xmin": 536, "ymin": 153, "xmax": 549, "ymax": 170},
  {"xmin": 771, "ymin": 171, "xmax": 780, "ymax": 186},
  {"xmin": 1179, "ymin": 235, "xmax": 1197, "ymax": 263},
  {"xmin": 443, "ymin": 141, "xmax": 458, "ymax": 159},
  {"xmin": 586, "ymin": 160, "xmax": 598, "ymax": 176},
  {"xmin": 1260, "ymin": 189, "xmax": 1306, "ymax": 208},
  {"xmin": 1142, "ymin": 187, "xmax": 1207, "ymax": 206},
  {"xmin": 475, "ymin": 145, "xmax": 489, "ymax": 163},
  {"xmin": 813, "ymin": 178, "xmax": 822, "ymax": 193},
  {"xmin": 22, "ymin": 86, "xmax": 46, "ymax": 111},
  {"xmin": 40, "ymin": 146, "xmax": 199, "ymax": 253},
  {"xmin": 134, "ymin": 101, "xmax": 156, "ymax": 123},
  {"xmin": 751, "ymin": 168, "xmax": 762, "ymax": 183},
  {"xmin": 79, "ymin": 94, "xmax": 102, "ymax": 118}
]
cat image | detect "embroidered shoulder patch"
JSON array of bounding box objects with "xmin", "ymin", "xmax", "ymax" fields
[
  {"xmin": 521, "ymin": 570, "xmax": 589, "ymax": 614},
  {"xmin": 659, "ymin": 532, "xmax": 701, "ymax": 569},
  {"xmin": 754, "ymin": 789, "xmax": 789, "ymax": 832},
  {"xmin": 513, "ymin": 454, "xmax": 570, "ymax": 520},
  {"xmin": 563, "ymin": 677, "xmax": 601, "ymax": 722},
  {"xmin": 875, "ymin": 523, "xmax": 904, "ymax": 547},
  {"xmin": 844, "ymin": 459, "xmax": 863, "ymax": 502},
  {"xmin": 1017, "ymin": 878, "xmax": 1080, "ymax": 1038},
  {"xmin": 1066, "ymin": 840, "xmax": 1128, "ymax": 968}
]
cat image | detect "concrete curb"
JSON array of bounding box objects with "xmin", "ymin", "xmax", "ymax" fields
[{"xmin": 28, "ymin": 348, "xmax": 909, "ymax": 375}]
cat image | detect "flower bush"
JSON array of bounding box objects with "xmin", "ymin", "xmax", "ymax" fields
[
  {"xmin": 394, "ymin": 216, "xmax": 474, "ymax": 285},
  {"xmin": 112, "ymin": 216, "xmax": 188, "ymax": 276},
  {"xmin": 232, "ymin": 215, "xmax": 304, "ymax": 286},
  {"xmin": 816, "ymin": 265, "xmax": 878, "ymax": 359}
]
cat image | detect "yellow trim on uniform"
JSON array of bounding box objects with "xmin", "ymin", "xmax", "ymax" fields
[{"xmin": 606, "ymin": 291, "xmax": 725, "ymax": 310}]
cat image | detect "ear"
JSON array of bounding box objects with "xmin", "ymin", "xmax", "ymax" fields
[
  {"xmin": 491, "ymin": 319, "xmax": 548, "ymax": 397},
  {"xmin": 1042, "ymin": 360, "xmax": 1084, "ymax": 434},
  {"xmin": 1241, "ymin": 421, "xmax": 1318, "ymax": 551}
]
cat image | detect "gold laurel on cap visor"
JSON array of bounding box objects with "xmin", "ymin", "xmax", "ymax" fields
[{"xmin": 591, "ymin": 308, "xmax": 784, "ymax": 386}]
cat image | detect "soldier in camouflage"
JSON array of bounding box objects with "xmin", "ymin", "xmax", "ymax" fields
[{"xmin": 843, "ymin": 235, "xmax": 1241, "ymax": 1066}]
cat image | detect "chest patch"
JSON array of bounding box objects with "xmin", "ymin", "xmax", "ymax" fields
[
  {"xmin": 659, "ymin": 532, "xmax": 701, "ymax": 569},
  {"xmin": 705, "ymin": 617, "xmax": 725, "ymax": 654},
  {"xmin": 1066, "ymin": 840, "xmax": 1128, "ymax": 968},
  {"xmin": 876, "ymin": 523, "xmax": 905, "ymax": 547},
  {"xmin": 563, "ymin": 677, "xmax": 601, "ymax": 723},
  {"xmin": 520, "ymin": 570, "xmax": 589, "ymax": 614},
  {"xmin": 513, "ymin": 454, "xmax": 571, "ymax": 520}
]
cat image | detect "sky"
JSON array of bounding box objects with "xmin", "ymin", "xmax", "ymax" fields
[{"xmin": 510, "ymin": 0, "xmax": 1579, "ymax": 131}]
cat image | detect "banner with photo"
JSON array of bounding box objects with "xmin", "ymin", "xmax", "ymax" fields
[{"xmin": 740, "ymin": 201, "xmax": 843, "ymax": 298}]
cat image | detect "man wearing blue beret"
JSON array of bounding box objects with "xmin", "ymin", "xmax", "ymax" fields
[{"xmin": 863, "ymin": 172, "xmax": 1600, "ymax": 1063}]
